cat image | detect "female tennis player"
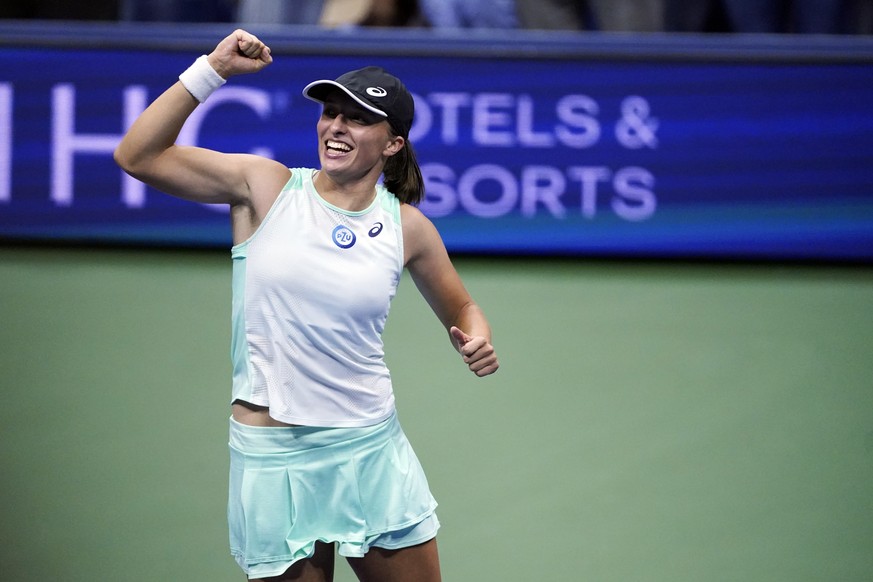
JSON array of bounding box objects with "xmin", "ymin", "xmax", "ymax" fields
[{"xmin": 114, "ymin": 29, "xmax": 498, "ymax": 581}]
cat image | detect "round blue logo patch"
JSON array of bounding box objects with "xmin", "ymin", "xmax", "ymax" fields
[{"xmin": 332, "ymin": 225, "xmax": 356, "ymax": 249}]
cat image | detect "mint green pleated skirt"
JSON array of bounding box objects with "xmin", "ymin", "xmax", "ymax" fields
[{"xmin": 227, "ymin": 412, "xmax": 439, "ymax": 578}]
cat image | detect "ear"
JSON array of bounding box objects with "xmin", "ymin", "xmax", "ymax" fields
[{"xmin": 383, "ymin": 135, "xmax": 405, "ymax": 157}]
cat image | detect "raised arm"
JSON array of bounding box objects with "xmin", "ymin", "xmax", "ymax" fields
[
  {"xmin": 114, "ymin": 30, "xmax": 282, "ymax": 210},
  {"xmin": 402, "ymin": 204, "xmax": 499, "ymax": 377}
]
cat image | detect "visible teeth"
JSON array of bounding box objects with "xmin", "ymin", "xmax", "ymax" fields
[{"xmin": 327, "ymin": 141, "xmax": 351, "ymax": 152}]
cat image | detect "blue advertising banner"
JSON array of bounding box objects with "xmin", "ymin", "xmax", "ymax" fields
[{"xmin": 1, "ymin": 24, "xmax": 872, "ymax": 261}]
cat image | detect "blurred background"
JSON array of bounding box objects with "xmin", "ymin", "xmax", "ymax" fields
[
  {"xmin": 1, "ymin": 0, "xmax": 872, "ymax": 34},
  {"xmin": 2, "ymin": 2, "xmax": 873, "ymax": 581}
]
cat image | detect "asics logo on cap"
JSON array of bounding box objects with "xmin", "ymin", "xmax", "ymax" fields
[{"xmin": 366, "ymin": 87, "xmax": 388, "ymax": 97}]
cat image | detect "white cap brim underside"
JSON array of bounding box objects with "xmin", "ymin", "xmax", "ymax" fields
[{"xmin": 302, "ymin": 80, "xmax": 388, "ymax": 119}]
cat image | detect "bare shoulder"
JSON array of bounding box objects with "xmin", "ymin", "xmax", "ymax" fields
[
  {"xmin": 228, "ymin": 156, "xmax": 292, "ymax": 243},
  {"xmin": 400, "ymin": 203, "xmax": 446, "ymax": 267},
  {"xmin": 401, "ymin": 203, "xmax": 431, "ymax": 249},
  {"xmin": 243, "ymin": 156, "xmax": 293, "ymax": 214},
  {"xmin": 400, "ymin": 203, "xmax": 428, "ymax": 232}
]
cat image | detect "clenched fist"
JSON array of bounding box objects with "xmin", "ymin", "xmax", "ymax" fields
[{"xmin": 207, "ymin": 29, "xmax": 272, "ymax": 80}]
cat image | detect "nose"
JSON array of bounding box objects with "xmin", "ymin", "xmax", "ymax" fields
[{"xmin": 328, "ymin": 114, "xmax": 348, "ymax": 133}]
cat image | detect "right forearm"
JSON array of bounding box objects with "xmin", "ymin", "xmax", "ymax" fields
[
  {"xmin": 115, "ymin": 29, "xmax": 270, "ymax": 178},
  {"xmin": 113, "ymin": 30, "xmax": 272, "ymax": 202}
]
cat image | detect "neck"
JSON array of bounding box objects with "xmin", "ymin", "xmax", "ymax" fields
[{"xmin": 312, "ymin": 170, "xmax": 378, "ymax": 212}]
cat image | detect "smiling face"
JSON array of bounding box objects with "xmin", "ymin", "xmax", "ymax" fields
[{"xmin": 316, "ymin": 90, "xmax": 404, "ymax": 185}]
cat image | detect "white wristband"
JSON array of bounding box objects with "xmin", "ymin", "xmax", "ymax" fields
[{"xmin": 179, "ymin": 55, "xmax": 226, "ymax": 103}]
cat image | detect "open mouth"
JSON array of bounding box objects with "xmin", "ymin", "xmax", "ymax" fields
[{"xmin": 326, "ymin": 140, "xmax": 352, "ymax": 154}]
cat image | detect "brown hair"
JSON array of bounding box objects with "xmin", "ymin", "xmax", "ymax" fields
[{"xmin": 383, "ymin": 139, "xmax": 424, "ymax": 205}]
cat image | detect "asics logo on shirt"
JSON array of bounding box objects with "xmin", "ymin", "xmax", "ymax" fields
[{"xmin": 368, "ymin": 222, "xmax": 383, "ymax": 237}]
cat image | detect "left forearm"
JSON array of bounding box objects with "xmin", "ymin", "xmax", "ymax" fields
[{"xmin": 451, "ymin": 301, "xmax": 492, "ymax": 345}]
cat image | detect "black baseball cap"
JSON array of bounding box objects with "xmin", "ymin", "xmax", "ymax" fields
[{"xmin": 303, "ymin": 66, "xmax": 414, "ymax": 139}]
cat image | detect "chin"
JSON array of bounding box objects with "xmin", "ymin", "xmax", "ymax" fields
[{"xmin": 320, "ymin": 159, "xmax": 345, "ymax": 175}]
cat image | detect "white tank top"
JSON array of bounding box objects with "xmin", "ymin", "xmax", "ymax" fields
[{"xmin": 230, "ymin": 168, "xmax": 403, "ymax": 427}]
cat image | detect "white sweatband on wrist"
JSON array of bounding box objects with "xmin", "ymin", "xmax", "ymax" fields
[{"xmin": 178, "ymin": 55, "xmax": 226, "ymax": 103}]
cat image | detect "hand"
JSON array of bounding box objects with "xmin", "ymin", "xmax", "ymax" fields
[
  {"xmin": 207, "ymin": 29, "xmax": 272, "ymax": 79},
  {"xmin": 450, "ymin": 326, "xmax": 499, "ymax": 377}
]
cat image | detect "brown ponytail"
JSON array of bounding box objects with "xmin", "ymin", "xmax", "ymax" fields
[{"xmin": 383, "ymin": 139, "xmax": 424, "ymax": 205}]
